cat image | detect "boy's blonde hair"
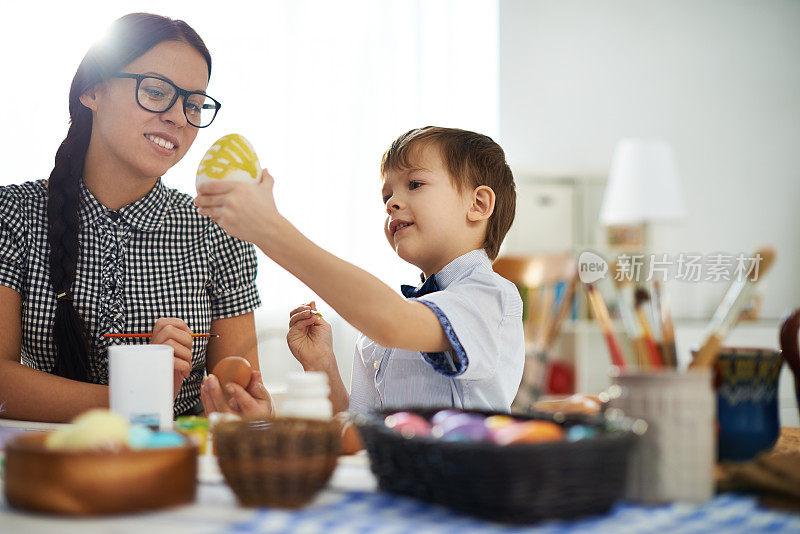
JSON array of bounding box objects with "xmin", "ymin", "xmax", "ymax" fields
[{"xmin": 380, "ymin": 126, "xmax": 516, "ymax": 260}]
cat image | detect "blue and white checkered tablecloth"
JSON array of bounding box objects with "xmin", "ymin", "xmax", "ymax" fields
[
  {"xmin": 222, "ymin": 492, "xmax": 800, "ymax": 534},
  {"xmin": 2, "ymin": 433, "xmax": 799, "ymax": 534}
]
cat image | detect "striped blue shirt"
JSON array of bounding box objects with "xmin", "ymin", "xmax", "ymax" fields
[{"xmin": 349, "ymin": 249, "xmax": 524, "ymax": 415}]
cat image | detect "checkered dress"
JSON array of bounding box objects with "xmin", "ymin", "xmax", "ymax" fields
[{"xmin": 0, "ymin": 179, "xmax": 261, "ymax": 415}]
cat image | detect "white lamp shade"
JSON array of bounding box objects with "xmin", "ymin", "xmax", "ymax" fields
[{"xmin": 599, "ymin": 139, "xmax": 686, "ymax": 225}]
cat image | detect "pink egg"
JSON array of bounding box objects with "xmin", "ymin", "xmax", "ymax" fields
[{"xmin": 384, "ymin": 412, "xmax": 431, "ymax": 438}]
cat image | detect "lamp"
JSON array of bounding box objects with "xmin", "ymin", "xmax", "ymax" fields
[{"xmin": 599, "ymin": 139, "xmax": 685, "ymax": 251}]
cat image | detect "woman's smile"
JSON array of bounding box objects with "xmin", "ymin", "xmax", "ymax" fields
[{"xmin": 144, "ymin": 133, "xmax": 179, "ymax": 155}]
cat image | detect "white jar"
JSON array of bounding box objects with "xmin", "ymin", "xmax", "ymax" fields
[{"xmin": 280, "ymin": 372, "xmax": 332, "ymax": 420}]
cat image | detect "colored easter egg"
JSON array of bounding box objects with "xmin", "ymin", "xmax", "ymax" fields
[
  {"xmin": 335, "ymin": 412, "xmax": 364, "ymax": 455},
  {"xmin": 566, "ymin": 425, "xmax": 597, "ymax": 442},
  {"xmin": 212, "ymin": 356, "xmax": 252, "ymax": 401},
  {"xmin": 484, "ymin": 415, "xmax": 517, "ymax": 431},
  {"xmin": 441, "ymin": 421, "xmax": 492, "ymax": 442},
  {"xmin": 431, "ymin": 409, "xmax": 462, "ymax": 426},
  {"xmin": 432, "ymin": 413, "xmax": 491, "ymax": 442},
  {"xmin": 532, "ymin": 394, "xmax": 601, "ymax": 416},
  {"xmin": 128, "ymin": 425, "xmax": 154, "ymax": 449},
  {"xmin": 145, "ymin": 432, "xmax": 186, "ymax": 448},
  {"xmin": 340, "ymin": 420, "xmax": 364, "ymax": 454},
  {"xmin": 384, "ymin": 412, "xmax": 431, "ymax": 438},
  {"xmin": 493, "ymin": 421, "xmax": 565, "ymax": 446},
  {"xmin": 46, "ymin": 409, "xmax": 130, "ymax": 451},
  {"xmin": 196, "ymin": 133, "xmax": 261, "ymax": 187}
]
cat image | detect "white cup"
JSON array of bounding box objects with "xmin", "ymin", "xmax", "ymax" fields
[
  {"xmin": 109, "ymin": 344, "xmax": 174, "ymax": 430},
  {"xmin": 608, "ymin": 369, "xmax": 715, "ymax": 504}
]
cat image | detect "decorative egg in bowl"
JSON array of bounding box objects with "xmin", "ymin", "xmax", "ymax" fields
[{"xmin": 3, "ymin": 410, "xmax": 197, "ymax": 515}]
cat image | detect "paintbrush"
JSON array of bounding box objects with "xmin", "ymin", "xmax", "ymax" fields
[
  {"xmin": 584, "ymin": 282, "xmax": 627, "ymax": 368},
  {"xmin": 535, "ymin": 277, "xmax": 577, "ymax": 353},
  {"xmin": 610, "ymin": 262, "xmax": 649, "ymax": 368},
  {"xmin": 690, "ymin": 246, "xmax": 777, "ymax": 369},
  {"xmin": 103, "ymin": 333, "xmax": 219, "ymax": 339},
  {"xmin": 645, "ymin": 282, "xmax": 663, "ymax": 344},
  {"xmin": 634, "ymin": 287, "xmax": 664, "ymax": 368},
  {"xmin": 525, "ymin": 277, "xmax": 578, "ymax": 401},
  {"xmin": 653, "ymin": 280, "xmax": 677, "ymax": 367}
]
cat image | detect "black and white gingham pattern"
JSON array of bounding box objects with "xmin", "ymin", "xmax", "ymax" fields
[{"xmin": 0, "ymin": 179, "xmax": 261, "ymax": 415}]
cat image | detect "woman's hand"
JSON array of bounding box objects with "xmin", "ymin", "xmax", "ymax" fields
[
  {"xmin": 149, "ymin": 318, "xmax": 193, "ymax": 398},
  {"xmin": 287, "ymin": 301, "xmax": 335, "ymax": 373},
  {"xmin": 201, "ymin": 370, "xmax": 273, "ymax": 418},
  {"xmin": 194, "ymin": 169, "xmax": 279, "ymax": 244}
]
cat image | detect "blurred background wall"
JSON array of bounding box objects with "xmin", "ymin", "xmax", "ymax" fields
[{"xmin": 499, "ymin": 0, "xmax": 800, "ymax": 319}]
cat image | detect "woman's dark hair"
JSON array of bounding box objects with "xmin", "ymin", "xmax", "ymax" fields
[{"xmin": 48, "ymin": 13, "xmax": 212, "ymax": 381}]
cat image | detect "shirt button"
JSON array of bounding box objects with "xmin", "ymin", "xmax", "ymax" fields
[{"xmin": 373, "ymin": 361, "xmax": 379, "ymax": 370}]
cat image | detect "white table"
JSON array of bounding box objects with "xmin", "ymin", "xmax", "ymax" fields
[
  {"xmin": 1, "ymin": 447, "xmax": 377, "ymax": 534},
  {"xmin": 3, "ymin": 419, "xmax": 800, "ymax": 533}
]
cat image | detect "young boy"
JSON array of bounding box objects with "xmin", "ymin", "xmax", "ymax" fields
[{"xmin": 195, "ymin": 127, "xmax": 523, "ymax": 416}]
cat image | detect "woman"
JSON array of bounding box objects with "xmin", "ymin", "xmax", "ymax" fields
[{"xmin": 0, "ymin": 13, "xmax": 270, "ymax": 422}]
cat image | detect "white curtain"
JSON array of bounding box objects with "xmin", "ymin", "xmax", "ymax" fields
[{"xmin": 1, "ymin": 0, "xmax": 499, "ymax": 385}]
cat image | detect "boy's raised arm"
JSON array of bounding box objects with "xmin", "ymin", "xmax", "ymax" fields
[{"xmin": 195, "ymin": 172, "xmax": 451, "ymax": 354}]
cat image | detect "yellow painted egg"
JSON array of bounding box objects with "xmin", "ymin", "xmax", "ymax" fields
[
  {"xmin": 196, "ymin": 133, "xmax": 261, "ymax": 187},
  {"xmin": 484, "ymin": 415, "xmax": 517, "ymax": 431},
  {"xmin": 46, "ymin": 409, "xmax": 130, "ymax": 450}
]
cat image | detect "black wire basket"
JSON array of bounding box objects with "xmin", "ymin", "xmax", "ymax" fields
[{"xmin": 354, "ymin": 408, "xmax": 644, "ymax": 524}]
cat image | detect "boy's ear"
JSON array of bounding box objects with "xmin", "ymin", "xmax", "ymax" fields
[{"xmin": 467, "ymin": 185, "xmax": 495, "ymax": 222}]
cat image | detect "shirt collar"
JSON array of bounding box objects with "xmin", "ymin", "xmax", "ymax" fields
[
  {"xmin": 79, "ymin": 179, "xmax": 169, "ymax": 232},
  {"xmin": 427, "ymin": 249, "xmax": 491, "ymax": 290}
]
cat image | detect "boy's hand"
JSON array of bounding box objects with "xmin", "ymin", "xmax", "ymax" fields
[
  {"xmin": 149, "ymin": 317, "xmax": 193, "ymax": 399},
  {"xmin": 287, "ymin": 301, "xmax": 335, "ymax": 372},
  {"xmin": 201, "ymin": 370, "xmax": 274, "ymax": 418},
  {"xmin": 194, "ymin": 169, "xmax": 279, "ymax": 244}
]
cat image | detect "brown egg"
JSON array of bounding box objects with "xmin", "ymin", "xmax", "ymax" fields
[
  {"xmin": 335, "ymin": 412, "xmax": 364, "ymax": 455},
  {"xmin": 341, "ymin": 421, "xmax": 364, "ymax": 455},
  {"xmin": 211, "ymin": 357, "xmax": 252, "ymax": 401},
  {"xmin": 532, "ymin": 394, "xmax": 601, "ymax": 416}
]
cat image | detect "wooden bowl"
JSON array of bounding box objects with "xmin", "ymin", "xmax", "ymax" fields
[{"xmin": 4, "ymin": 432, "xmax": 197, "ymax": 515}]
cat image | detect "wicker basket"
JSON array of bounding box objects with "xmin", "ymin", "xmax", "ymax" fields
[
  {"xmin": 213, "ymin": 417, "xmax": 341, "ymax": 507},
  {"xmin": 354, "ymin": 408, "xmax": 643, "ymax": 524}
]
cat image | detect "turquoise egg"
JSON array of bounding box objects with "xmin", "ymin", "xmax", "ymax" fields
[
  {"xmin": 127, "ymin": 425, "xmax": 154, "ymax": 449},
  {"xmin": 145, "ymin": 432, "xmax": 186, "ymax": 448},
  {"xmin": 566, "ymin": 425, "xmax": 597, "ymax": 441}
]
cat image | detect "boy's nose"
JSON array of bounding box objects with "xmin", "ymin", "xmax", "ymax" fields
[{"xmin": 385, "ymin": 196, "xmax": 403, "ymax": 213}]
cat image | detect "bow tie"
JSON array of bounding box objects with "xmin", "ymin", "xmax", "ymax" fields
[{"xmin": 401, "ymin": 274, "xmax": 439, "ymax": 298}]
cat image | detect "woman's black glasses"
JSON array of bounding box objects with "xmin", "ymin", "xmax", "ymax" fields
[{"xmin": 115, "ymin": 73, "xmax": 221, "ymax": 128}]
